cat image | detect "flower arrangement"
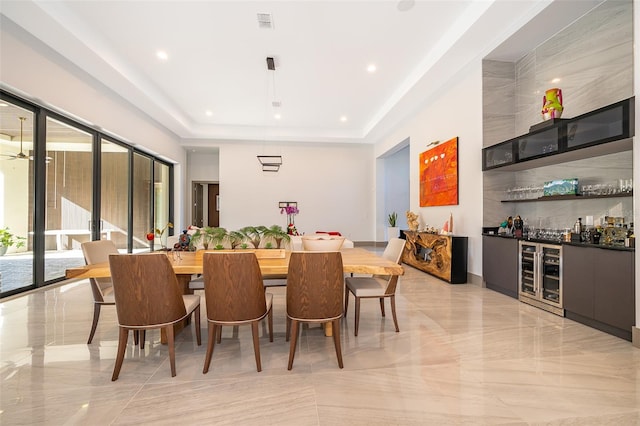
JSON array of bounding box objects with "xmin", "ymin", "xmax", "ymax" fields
[
  {"xmin": 147, "ymin": 222, "xmax": 173, "ymax": 250},
  {"xmin": 280, "ymin": 205, "xmax": 299, "ymax": 215},
  {"xmin": 280, "ymin": 205, "xmax": 299, "ymax": 235}
]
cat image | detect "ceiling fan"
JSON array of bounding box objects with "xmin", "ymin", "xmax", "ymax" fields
[
  {"xmin": 1, "ymin": 116, "xmax": 51, "ymax": 162},
  {"xmin": 1, "ymin": 116, "xmax": 29, "ymax": 160}
]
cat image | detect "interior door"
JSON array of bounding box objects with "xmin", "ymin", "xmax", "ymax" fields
[
  {"xmin": 208, "ymin": 184, "xmax": 219, "ymax": 227},
  {"xmin": 193, "ymin": 183, "xmax": 203, "ymax": 227}
]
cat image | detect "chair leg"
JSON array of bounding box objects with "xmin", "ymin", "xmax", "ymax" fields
[
  {"xmin": 139, "ymin": 330, "xmax": 146, "ymax": 350},
  {"xmin": 332, "ymin": 318, "xmax": 344, "ymax": 369},
  {"xmin": 111, "ymin": 327, "xmax": 129, "ymax": 381},
  {"xmin": 217, "ymin": 325, "xmax": 222, "ymax": 344},
  {"xmin": 344, "ymin": 286, "xmax": 349, "ymax": 315},
  {"xmin": 87, "ymin": 303, "xmax": 101, "ymax": 344},
  {"xmin": 166, "ymin": 325, "xmax": 176, "ymax": 377},
  {"xmin": 354, "ymin": 297, "xmax": 361, "ymax": 337},
  {"xmin": 285, "ymin": 316, "xmax": 291, "ymax": 342},
  {"xmin": 194, "ymin": 306, "xmax": 202, "ymax": 346},
  {"xmin": 379, "ymin": 298, "xmax": 386, "ymax": 317},
  {"xmin": 287, "ymin": 320, "xmax": 300, "ymax": 370},
  {"xmin": 390, "ymin": 295, "xmax": 399, "ymax": 332},
  {"xmin": 203, "ymin": 324, "xmax": 218, "ymax": 374},
  {"xmin": 133, "ymin": 329, "xmax": 139, "ymax": 346},
  {"xmin": 268, "ymin": 307, "xmax": 274, "ymax": 342},
  {"xmin": 251, "ymin": 321, "xmax": 262, "ymax": 372}
]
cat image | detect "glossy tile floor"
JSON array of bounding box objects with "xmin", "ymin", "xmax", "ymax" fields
[{"xmin": 2, "ymin": 251, "xmax": 640, "ymax": 425}]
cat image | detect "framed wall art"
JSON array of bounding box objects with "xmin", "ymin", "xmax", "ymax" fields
[{"xmin": 419, "ymin": 137, "xmax": 459, "ymax": 207}]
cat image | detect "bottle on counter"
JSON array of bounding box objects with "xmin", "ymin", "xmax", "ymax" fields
[{"xmin": 574, "ymin": 217, "xmax": 583, "ymax": 234}]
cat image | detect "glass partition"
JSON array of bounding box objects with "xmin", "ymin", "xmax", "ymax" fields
[
  {"xmin": 153, "ymin": 162, "xmax": 170, "ymax": 250},
  {"xmin": 132, "ymin": 153, "xmax": 152, "ymax": 252},
  {"xmin": 100, "ymin": 139, "xmax": 129, "ymax": 250},
  {"xmin": 44, "ymin": 117, "xmax": 93, "ymax": 281},
  {"xmin": 0, "ymin": 103, "xmax": 34, "ymax": 294}
]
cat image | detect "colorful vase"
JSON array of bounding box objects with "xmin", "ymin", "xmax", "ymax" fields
[{"xmin": 541, "ymin": 88, "xmax": 563, "ymax": 120}]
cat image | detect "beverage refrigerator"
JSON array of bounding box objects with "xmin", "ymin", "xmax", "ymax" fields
[{"xmin": 518, "ymin": 241, "xmax": 564, "ymax": 316}]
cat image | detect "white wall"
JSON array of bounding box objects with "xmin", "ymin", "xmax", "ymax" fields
[
  {"xmin": 374, "ymin": 60, "xmax": 484, "ymax": 276},
  {"xmin": 185, "ymin": 140, "xmax": 374, "ymax": 242}
]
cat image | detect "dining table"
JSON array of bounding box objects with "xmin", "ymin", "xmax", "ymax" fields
[{"xmin": 66, "ymin": 247, "xmax": 405, "ymax": 341}]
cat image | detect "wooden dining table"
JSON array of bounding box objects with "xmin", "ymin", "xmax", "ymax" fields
[{"xmin": 66, "ymin": 248, "xmax": 404, "ymax": 341}]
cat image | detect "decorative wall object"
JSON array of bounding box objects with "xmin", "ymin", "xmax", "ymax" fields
[
  {"xmin": 419, "ymin": 137, "xmax": 459, "ymax": 207},
  {"xmin": 541, "ymin": 88, "xmax": 563, "ymax": 120}
]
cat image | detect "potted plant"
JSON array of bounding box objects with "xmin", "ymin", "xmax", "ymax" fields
[
  {"xmin": 189, "ymin": 226, "xmax": 217, "ymax": 250},
  {"xmin": 239, "ymin": 226, "xmax": 267, "ymax": 249},
  {"xmin": 228, "ymin": 230, "xmax": 246, "ymax": 249},
  {"xmin": 262, "ymin": 225, "xmax": 291, "ymax": 249},
  {"xmin": 387, "ymin": 212, "xmax": 399, "ymax": 240},
  {"xmin": 210, "ymin": 227, "xmax": 228, "ymax": 250},
  {"xmin": 0, "ymin": 227, "xmax": 26, "ymax": 256}
]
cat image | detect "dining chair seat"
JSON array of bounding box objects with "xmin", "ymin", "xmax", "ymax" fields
[
  {"xmin": 345, "ymin": 276, "xmax": 388, "ymax": 297},
  {"xmin": 188, "ymin": 275, "xmax": 204, "ymax": 290}
]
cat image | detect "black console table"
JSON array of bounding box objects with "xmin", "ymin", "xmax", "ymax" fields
[{"xmin": 400, "ymin": 230, "xmax": 468, "ymax": 284}]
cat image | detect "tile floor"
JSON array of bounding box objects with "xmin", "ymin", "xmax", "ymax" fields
[{"xmin": 1, "ymin": 249, "xmax": 640, "ymax": 425}]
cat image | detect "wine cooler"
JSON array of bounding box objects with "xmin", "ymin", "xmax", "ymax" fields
[{"xmin": 518, "ymin": 241, "xmax": 564, "ymax": 316}]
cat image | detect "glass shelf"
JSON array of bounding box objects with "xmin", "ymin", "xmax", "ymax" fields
[{"xmin": 501, "ymin": 192, "xmax": 633, "ymax": 203}]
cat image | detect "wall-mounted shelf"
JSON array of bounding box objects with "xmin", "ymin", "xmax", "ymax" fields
[
  {"xmin": 483, "ymin": 97, "xmax": 634, "ymax": 171},
  {"xmin": 500, "ymin": 192, "xmax": 633, "ymax": 203}
]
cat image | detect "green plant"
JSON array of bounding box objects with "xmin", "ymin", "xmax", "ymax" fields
[
  {"xmin": 190, "ymin": 226, "xmax": 227, "ymax": 250},
  {"xmin": 387, "ymin": 212, "xmax": 398, "ymax": 227},
  {"xmin": 262, "ymin": 224, "xmax": 290, "ymax": 249},
  {"xmin": 239, "ymin": 226, "xmax": 267, "ymax": 249},
  {"xmin": 227, "ymin": 230, "xmax": 246, "ymax": 249},
  {"xmin": 0, "ymin": 227, "xmax": 26, "ymax": 249}
]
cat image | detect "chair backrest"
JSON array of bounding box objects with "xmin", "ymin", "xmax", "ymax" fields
[
  {"xmin": 81, "ymin": 240, "xmax": 119, "ymax": 302},
  {"xmin": 286, "ymin": 251, "xmax": 344, "ymax": 320},
  {"xmin": 382, "ymin": 238, "xmax": 406, "ymax": 264},
  {"xmin": 373, "ymin": 238, "xmax": 406, "ymax": 285},
  {"xmin": 108, "ymin": 253, "xmax": 187, "ymax": 327},
  {"xmin": 202, "ymin": 252, "xmax": 267, "ymax": 322}
]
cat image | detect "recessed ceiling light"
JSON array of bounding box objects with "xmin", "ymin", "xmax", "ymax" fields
[
  {"xmin": 156, "ymin": 50, "xmax": 168, "ymax": 61},
  {"xmin": 397, "ymin": 0, "xmax": 415, "ymax": 12},
  {"xmin": 551, "ymin": 77, "xmax": 561, "ymax": 83},
  {"xmin": 340, "ymin": 116, "xmax": 348, "ymax": 122},
  {"xmin": 274, "ymin": 113, "xmax": 281, "ymax": 120},
  {"xmin": 205, "ymin": 110, "xmax": 213, "ymax": 116},
  {"xmin": 367, "ymin": 64, "xmax": 377, "ymax": 73},
  {"xmin": 0, "ymin": 103, "xmax": 8, "ymax": 107}
]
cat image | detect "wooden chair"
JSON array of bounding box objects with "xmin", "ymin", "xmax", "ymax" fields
[
  {"xmin": 344, "ymin": 238, "xmax": 405, "ymax": 336},
  {"xmin": 286, "ymin": 251, "xmax": 344, "ymax": 370},
  {"xmin": 81, "ymin": 240, "xmax": 118, "ymax": 344},
  {"xmin": 108, "ymin": 253, "xmax": 201, "ymax": 381},
  {"xmin": 201, "ymin": 252, "xmax": 273, "ymax": 373}
]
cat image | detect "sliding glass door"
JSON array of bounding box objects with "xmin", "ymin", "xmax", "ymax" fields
[
  {"xmin": 44, "ymin": 117, "xmax": 93, "ymax": 281},
  {"xmin": 0, "ymin": 90, "xmax": 174, "ymax": 297},
  {"xmin": 0, "ymin": 102, "xmax": 35, "ymax": 294},
  {"xmin": 100, "ymin": 139, "xmax": 129, "ymax": 250}
]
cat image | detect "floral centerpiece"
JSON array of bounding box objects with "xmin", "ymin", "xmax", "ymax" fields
[
  {"xmin": 147, "ymin": 222, "xmax": 173, "ymax": 250},
  {"xmin": 280, "ymin": 205, "xmax": 299, "ymax": 235}
]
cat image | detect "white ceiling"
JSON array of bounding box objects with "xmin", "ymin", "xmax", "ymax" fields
[{"xmin": 1, "ymin": 0, "xmax": 604, "ymax": 145}]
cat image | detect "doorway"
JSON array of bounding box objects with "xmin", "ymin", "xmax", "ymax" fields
[{"xmin": 192, "ymin": 182, "xmax": 219, "ymax": 227}]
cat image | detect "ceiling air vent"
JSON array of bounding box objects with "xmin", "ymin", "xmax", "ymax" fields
[
  {"xmin": 257, "ymin": 13, "xmax": 273, "ymax": 29},
  {"xmin": 272, "ymin": 101, "xmax": 281, "ymax": 108}
]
